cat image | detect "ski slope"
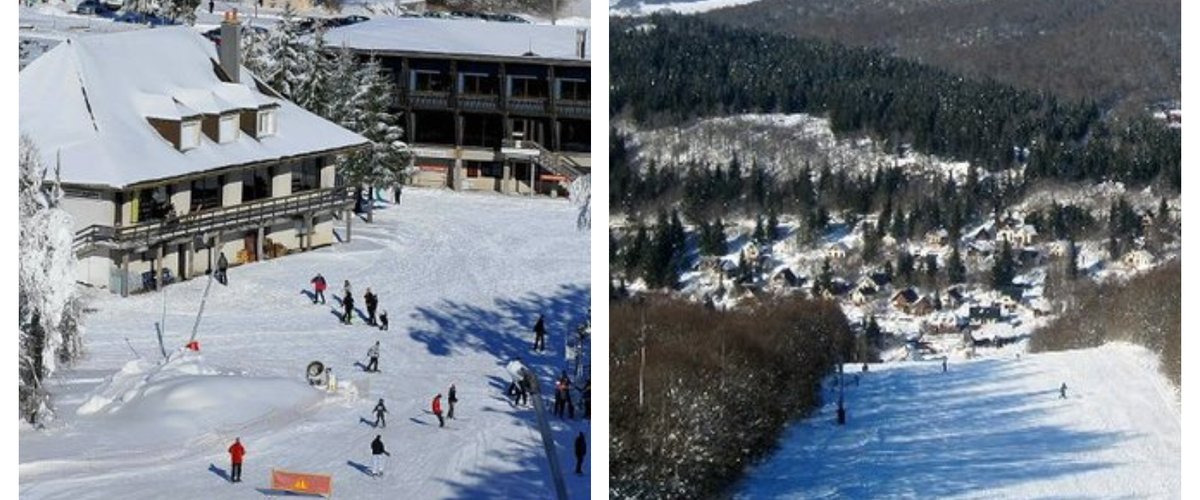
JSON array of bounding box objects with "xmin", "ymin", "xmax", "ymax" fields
[
  {"xmin": 736, "ymin": 343, "xmax": 1180, "ymax": 499},
  {"xmin": 19, "ymin": 189, "xmax": 591, "ymax": 499}
]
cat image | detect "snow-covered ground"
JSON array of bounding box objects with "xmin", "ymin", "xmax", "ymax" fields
[
  {"xmin": 610, "ymin": 0, "xmax": 762, "ymax": 16},
  {"xmin": 20, "ymin": 189, "xmax": 591, "ymax": 499},
  {"xmin": 736, "ymin": 343, "xmax": 1180, "ymax": 499}
]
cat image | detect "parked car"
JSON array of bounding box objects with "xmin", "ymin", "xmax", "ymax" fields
[
  {"xmin": 75, "ymin": 0, "xmax": 114, "ymax": 16},
  {"xmin": 113, "ymin": 11, "xmax": 177, "ymax": 26}
]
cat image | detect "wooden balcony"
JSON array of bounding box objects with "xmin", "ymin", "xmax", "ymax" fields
[{"xmin": 74, "ymin": 187, "xmax": 354, "ymax": 255}]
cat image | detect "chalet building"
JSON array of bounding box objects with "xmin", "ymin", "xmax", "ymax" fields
[
  {"xmin": 323, "ymin": 17, "xmax": 590, "ymax": 196},
  {"xmin": 1122, "ymin": 249, "xmax": 1155, "ymax": 269},
  {"xmin": 890, "ymin": 288, "xmax": 919, "ymax": 312},
  {"xmin": 19, "ymin": 15, "xmax": 369, "ymax": 295},
  {"xmin": 969, "ymin": 305, "xmax": 1002, "ymax": 325},
  {"xmin": 996, "ymin": 224, "xmax": 1037, "ymax": 247},
  {"xmin": 924, "ymin": 228, "xmax": 949, "ymax": 247},
  {"xmin": 768, "ymin": 268, "xmax": 800, "ymax": 289},
  {"xmin": 827, "ymin": 243, "xmax": 848, "ymax": 260}
]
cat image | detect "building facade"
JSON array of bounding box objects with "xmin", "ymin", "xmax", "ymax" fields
[
  {"xmin": 325, "ymin": 17, "xmax": 591, "ymax": 195},
  {"xmin": 20, "ymin": 17, "xmax": 369, "ymax": 294}
]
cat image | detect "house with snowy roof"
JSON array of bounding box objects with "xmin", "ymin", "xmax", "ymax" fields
[
  {"xmin": 323, "ymin": 17, "xmax": 590, "ymax": 195},
  {"xmin": 1121, "ymin": 249, "xmax": 1155, "ymax": 270},
  {"xmin": 19, "ymin": 13, "xmax": 369, "ymax": 295}
]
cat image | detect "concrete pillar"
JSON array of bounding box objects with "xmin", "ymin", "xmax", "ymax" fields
[
  {"xmin": 451, "ymin": 153, "xmax": 465, "ymax": 191},
  {"xmin": 345, "ymin": 211, "xmax": 353, "ymax": 242},
  {"xmin": 256, "ymin": 226, "xmax": 265, "ymax": 261},
  {"xmin": 121, "ymin": 251, "xmax": 130, "ymax": 297},
  {"xmin": 501, "ymin": 161, "xmax": 514, "ymax": 194},
  {"xmin": 186, "ymin": 239, "xmax": 195, "ymax": 280},
  {"xmin": 272, "ymin": 163, "xmax": 293, "ymax": 198},
  {"xmin": 155, "ymin": 244, "xmax": 164, "ymax": 290},
  {"xmin": 222, "ymin": 175, "xmax": 243, "ymax": 207}
]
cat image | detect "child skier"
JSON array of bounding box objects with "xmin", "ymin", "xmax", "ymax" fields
[
  {"xmin": 373, "ymin": 398, "xmax": 388, "ymax": 428},
  {"xmin": 379, "ymin": 309, "xmax": 389, "ymax": 331}
]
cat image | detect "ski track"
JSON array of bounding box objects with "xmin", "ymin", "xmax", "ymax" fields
[
  {"xmin": 735, "ymin": 344, "xmax": 1180, "ymax": 499},
  {"xmin": 20, "ymin": 189, "xmax": 591, "ymax": 499}
]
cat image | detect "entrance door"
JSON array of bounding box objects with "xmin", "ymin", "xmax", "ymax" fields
[{"xmin": 244, "ymin": 232, "xmax": 258, "ymax": 262}]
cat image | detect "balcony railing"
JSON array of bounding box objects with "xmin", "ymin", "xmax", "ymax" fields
[
  {"xmin": 508, "ymin": 97, "xmax": 549, "ymax": 115},
  {"xmin": 410, "ymin": 91, "xmax": 451, "ymax": 109},
  {"xmin": 459, "ymin": 94, "xmax": 501, "ymax": 112},
  {"xmin": 74, "ymin": 187, "xmax": 354, "ymax": 254},
  {"xmin": 557, "ymin": 100, "xmax": 589, "ymax": 119}
]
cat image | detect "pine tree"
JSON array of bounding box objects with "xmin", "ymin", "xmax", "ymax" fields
[
  {"xmin": 896, "ymin": 250, "xmax": 915, "ymax": 284},
  {"xmin": 1066, "ymin": 237, "xmax": 1079, "ymax": 280},
  {"xmin": 947, "ymin": 244, "xmax": 966, "ymax": 284},
  {"xmin": 861, "ymin": 222, "xmax": 879, "ymax": 263},
  {"xmin": 992, "ymin": 240, "xmax": 1015, "ymax": 288},
  {"xmin": 341, "ymin": 57, "xmax": 412, "ymax": 222},
  {"xmin": 19, "ymin": 137, "xmax": 82, "ymax": 424},
  {"xmin": 814, "ymin": 258, "xmax": 834, "ymax": 297},
  {"xmin": 767, "ymin": 212, "xmax": 779, "ymax": 241}
]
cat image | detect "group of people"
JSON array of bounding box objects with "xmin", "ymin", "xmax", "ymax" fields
[{"xmin": 310, "ymin": 274, "xmax": 389, "ymax": 330}]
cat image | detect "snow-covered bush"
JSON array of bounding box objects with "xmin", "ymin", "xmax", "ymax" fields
[
  {"xmin": 569, "ymin": 174, "xmax": 591, "ymax": 230},
  {"xmin": 19, "ymin": 136, "xmax": 83, "ymax": 425}
]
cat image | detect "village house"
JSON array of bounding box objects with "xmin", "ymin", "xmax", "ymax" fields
[
  {"xmin": 910, "ymin": 295, "xmax": 937, "ymax": 316},
  {"xmin": 19, "ymin": 16, "xmax": 369, "ymax": 295},
  {"xmin": 827, "ymin": 242, "xmax": 849, "ymax": 260},
  {"xmin": 323, "ymin": 17, "xmax": 590, "ymax": 195},
  {"xmin": 890, "ymin": 288, "xmax": 919, "ymax": 312},
  {"xmin": 1122, "ymin": 249, "xmax": 1155, "ymax": 269},
  {"xmin": 969, "ymin": 305, "xmax": 1002, "ymax": 325},
  {"xmin": 768, "ymin": 268, "xmax": 801, "ymax": 291},
  {"xmin": 924, "ymin": 228, "xmax": 950, "ymax": 247},
  {"xmin": 744, "ymin": 241, "xmax": 763, "ymax": 263},
  {"xmin": 996, "ymin": 224, "xmax": 1038, "ymax": 247},
  {"xmin": 923, "ymin": 312, "xmax": 960, "ymax": 334}
]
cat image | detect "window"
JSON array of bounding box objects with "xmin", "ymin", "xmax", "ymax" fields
[
  {"xmin": 508, "ymin": 76, "xmax": 547, "ymax": 98},
  {"xmin": 413, "ymin": 70, "xmax": 449, "ymax": 92},
  {"xmin": 190, "ymin": 176, "xmax": 222, "ymax": 212},
  {"xmin": 219, "ymin": 114, "xmax": 239, "ymax": 143},
  {"xmin": 257, "ymin": 109, "xmax": 276, "ymax": 137},
  {"xmin": 291, "ymin": 158, "xmax": 321, "ymax": 193},
  {"xmin": 242, "ymin": 168, "xmax": 270, "ymax": 202},
  {"xmin": 557, "ymin": 79, "xmax": 590, "ymax": 101},
  {"xmin": 460, "ymin": 73, "xmax": 497, "ymax": 95},
  {"xmin": 180, "ymin": 120, "xmax": 201, "ymax": 150},
  {"xmin": 137, "ymin": 186, "xmax": 170, "ymax": 222}
]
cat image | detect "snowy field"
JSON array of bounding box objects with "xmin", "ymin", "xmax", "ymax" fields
[
  {"xmin": 736, "ymin": 343, "xmax": 1180, "ymax": 499},
  {"xmin": 20, "ymin": 189, "xmax": 591, "ymax": 499}
]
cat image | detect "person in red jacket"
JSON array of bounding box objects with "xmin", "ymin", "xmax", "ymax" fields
[
  {"xmin": 432, "ymin": 393, "xmax": 444, "ymax": 428},
  {"xmin": 228, "ymin": 437, "xmax": 245, "ymax": 483},
  {"xmin": 310, "ymin": 273, "xmax": 327, "ymax": 304}
]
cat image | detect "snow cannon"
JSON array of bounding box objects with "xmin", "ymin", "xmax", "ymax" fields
[{"xmin": 306, "ymin": 361, "xmax": 329, "ymax": 388}]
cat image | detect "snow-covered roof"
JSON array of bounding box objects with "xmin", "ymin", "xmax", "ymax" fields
[
  {"xmin": 323, "ymin": 17, "xmax": 591, "ymax": 63},
  {"xmin": 19, "ymin": 27, "xmax": 368, "ymax": 189}
]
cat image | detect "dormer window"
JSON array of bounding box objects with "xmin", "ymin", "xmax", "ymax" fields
[
  {"xmin": 180, "ymin": 119, "xmax": 201, "ymax": 150},
  {"xmin": 257, "ymin": 109, "xmax": 276, "ymax": 137},
  {"xmin": 219, "ymin": 114, "xmax": 239, "ymax": 143}
]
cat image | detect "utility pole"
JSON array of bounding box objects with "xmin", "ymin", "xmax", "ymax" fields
[{"xmin": 638, "ymin": 311, "xmax": 646, "ymax": 408}]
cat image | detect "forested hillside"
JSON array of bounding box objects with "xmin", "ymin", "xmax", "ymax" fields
[{"xmin": 705, "ymin": 0, "xmax": 1179, "ymax": 116}]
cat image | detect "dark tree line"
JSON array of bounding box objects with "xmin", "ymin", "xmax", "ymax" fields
[
  {"xmin": 611, "ymin": 297, "xmax": 854, "ymax": 498},
  {"xmin": 612, "ymin": 14, "xmax": 1179, "ymax": 190}
]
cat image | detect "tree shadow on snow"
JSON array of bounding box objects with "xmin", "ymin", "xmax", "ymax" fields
[
  {"xmin": 207, "ymin": 463, "xmax": 229, "ymax": 482},
  {"xmin": 739, "ymin": 358, "xmax": 1132, "ymax": 498},
  {"xmin": 404, "ymin": 284, "xmax": 591, "ymax": 498}
]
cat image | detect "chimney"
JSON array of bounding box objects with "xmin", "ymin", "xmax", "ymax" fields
[
  {"xmin": 575, "ymin": 29, "xmax": 587, "ymax": 60},
  {"xmin": 219, "ymin": 10, "xmax": 241, "ymax": 83}
]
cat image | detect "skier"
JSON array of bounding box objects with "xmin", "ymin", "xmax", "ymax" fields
[
  {"xmin": 393, "ymin": 183, "xmax": 403, "ymax": 204},
  {"xmin": 310, "ymin": 273, "xmax": 327, "ymax": 304},
  {"xmin": 370, "ymin": 435, "xmax": 390, "ymax": 477},
  {"xmin": 227, "ymin": 437, "xmax": 245, "ymax": 483},
  {"xmin": 942, "ymin": 358, "xmax": 947, "ymax": 373},
  {"xmin": 532, "ymin": 315, "xmax": 546, "ymax": 352},
  {"xmin": 365, "ymin": 341, "xmax": 380, "ymax": 373},
  {"xmin": 343, "ymin": 279, "xmax": 353, "ymax": 299},
  {"xmin": 373, "ymin": 398, "xmax": 388, "ymax": 428},
  {"xmin": 448, "ymin": 384, "xmax": 458, "ymax": 419},
  {"xmin": 342, "ymin": 292, "xmax": 355, "ymax": 325},
  {"xmin": 216, "ymin": 252, "xmax": 229, "ymax": 285},
  {"xmin": 518, "ymin": 377, "xmax": 530, "ymax": 406},
  {"xmin": 364, "ymin": 288, "xmax": 379, "ymax": 326},
  {"xmin": 432, "ymin": 393, "xmax": 445, "ymax": 428},
  {"xmin": 1060, "ymin": 382, "xmax": 1068, "ymax": 399},
  {"xmin": 573, "ymin": 432, "xmax": 587, "ymax": 475},
  {"xmin": 207, "ymin": 0, "xmax": 213, "ymax": 14},
  {"xmin": 862, "ymin": 363, "xmax": 869, "ymax": 373},
  {"xmin": 553, "ymin": 376, "xmax": 566, "ymax": 418},
  {"xmin": 379, "ymin": 309, "xmax": 389, "ymax": 331}
]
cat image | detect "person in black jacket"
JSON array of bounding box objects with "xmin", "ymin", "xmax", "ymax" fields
[
  {"xmin": 370, "ymin": 435, "xmax": 391, "ymax": 477},
  {"xmin": 574, "ymin": 432, "xmax": 587, "ymax": 475},
  {"xmin": 532, "ymin": 315, "xmax": 546, "ymax": 352},
  {"xmin": 364, "ymin": 288, "xmax": 379, "ymax": 326},
  {"xmin": 342, "ymin": 293, "xmax": 355, "ymax": 325},
  {"xmin": 379, "ymin": 309, "xmax": 389, "ymax": 331},
  {"xmin": 448, "ymin": 384, "xmax": 458, "ymax": 419}
]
